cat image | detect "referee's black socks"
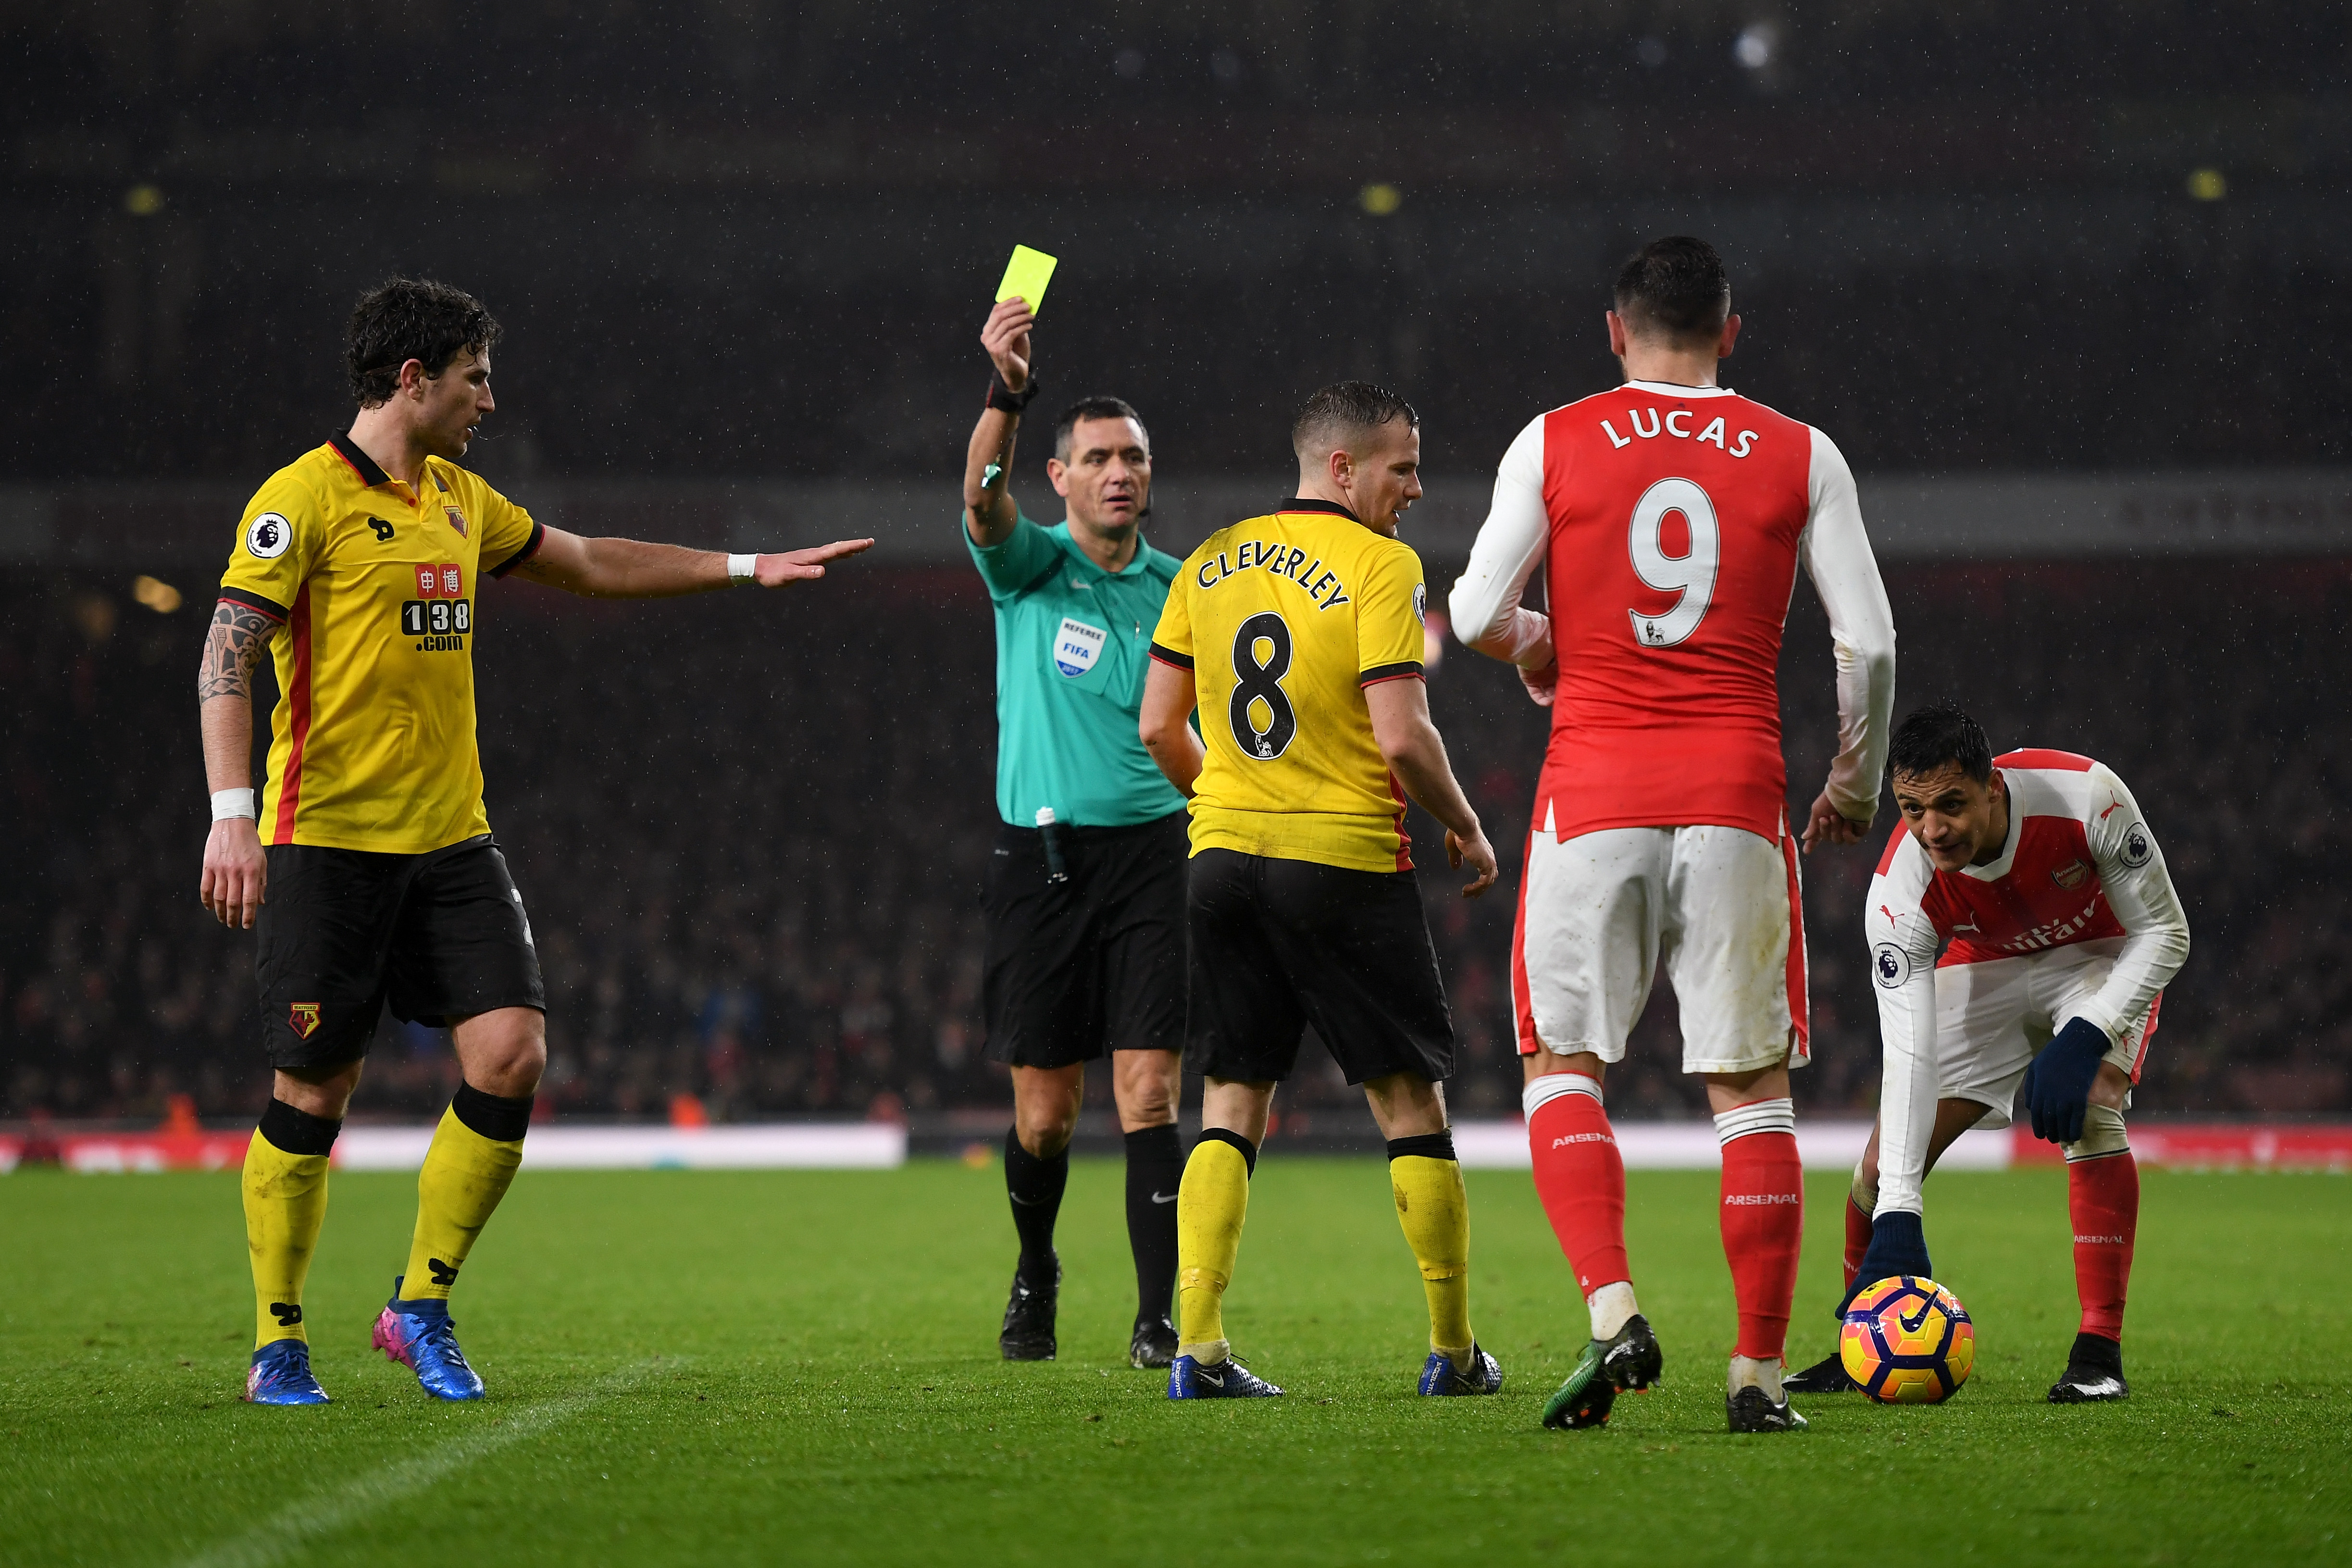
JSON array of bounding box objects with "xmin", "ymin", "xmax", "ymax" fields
[
  {"xmin": 1123, "ymin": 1123, "xmax": 1183, "ymax": 1324},
  {"xmin": 1004, "ymin": 1126, "xmax": 1069, "ymax": 1276}
]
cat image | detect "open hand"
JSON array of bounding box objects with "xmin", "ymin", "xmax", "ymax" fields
[
  {"xmin": 200, "ymin": 817, "xmax": 268, "ymax": 929},
  {"xmin": 981, "ymin": 298, "xmax": 1035, "ymax": 392},
  {"xmin": 1446, "ymin": 826, "xmax": 1500, "ymax": 898},
  {"xmin": 755, "ymin": 539, "xmax": 874, "ymax": 586}
]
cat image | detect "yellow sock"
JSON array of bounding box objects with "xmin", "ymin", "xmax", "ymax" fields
[
  {"xmin": 243, "ymin": 1128, "xmax": 331, "ymax": 1350},
  {"xmin": 1175, "ymin": 1135, "xmax": 1254, "ymax": 1355},
  {"xmin": 398, "ymin": 1097, "xmax": 526, "ymax": 1303},
  {"xmin": 1390, "ymin": 1152, "xmax": 1474, "ymax": 1357}
]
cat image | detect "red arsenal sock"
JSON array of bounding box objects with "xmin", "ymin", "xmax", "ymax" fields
[
  {"xmin": 1523, "ymin": 1073, "xmax": 1629, "ymax": 1298},
  {"xmin": 1716, "ymin": 1098, "xmax": 1804, "ymax": 1363},
  {"xmin": 1843, "ymin": 1193, "xmax": 1874, "ymax": 1290},
  {"xmin": 2068, "ymin": 1150, "xmax": 2139, "ymax": 1342}
]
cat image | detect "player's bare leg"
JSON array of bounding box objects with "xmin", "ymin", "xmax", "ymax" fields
[
  {"xmin": 1701, "ymin": 1061, "xmax": 1808, "ymax": 1432},
  {"xmin": 1528, "ymin": 1050, "xmax": 1659, "ymax": 1430},
  {"xmin": 1111, "ymin": 1047, "xmax": 1183, "ymax": 1367},
  {"xmin": 999, "ymin": 1064, "xmax": 1083, "ymax": 1360}
]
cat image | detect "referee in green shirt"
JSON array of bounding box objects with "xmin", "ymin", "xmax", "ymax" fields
[{"xmin": 963, "ymin": 294, "xmax": 1186, "ymax": 1369}]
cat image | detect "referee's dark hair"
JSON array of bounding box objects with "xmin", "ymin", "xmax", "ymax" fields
[
  {"xmin": 348, "ymin": 278, "xmax": 503, "ymax": 408},
  {"xmin": 1053, "ymin": 396, "xmax": 1149, "ymax": 461},
  {"xmin": 1887, "ymin": 700, "xmax": 1995, "ymax": 784},
  {"xmin": 1292, "ymin": 381, "xmax": 1419, "ymax": 460},
  {"xmin": 1614, "ymin": 236, "xmax": 1731, "ymax": 345}
]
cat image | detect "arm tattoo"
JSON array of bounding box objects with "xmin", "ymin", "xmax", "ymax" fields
[{"xmin": 197, "ymin": 601, "xmax": 279, "ymax": 702}]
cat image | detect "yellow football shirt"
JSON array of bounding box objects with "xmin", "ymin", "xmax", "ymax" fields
[
  {"xmin": 1149, "ymin": 500, "xmax": 1429, "ymax": 873},
  {"xmin": 217, "ymin": 434, "xmax": 544, "ymax": 853}
]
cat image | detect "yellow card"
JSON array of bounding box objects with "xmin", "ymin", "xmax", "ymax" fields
[{"xmin": 995, "ymin": 245, "xmax": 1058, "ymax": 315}]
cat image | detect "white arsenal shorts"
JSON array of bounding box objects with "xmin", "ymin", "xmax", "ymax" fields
[
  {"xmin": 1512, "ymin": 820, "xmax": 1807, "ymax": 1075},
  {"xmin": 1931, "ymin": 937, "xmax": 2159, "ymax": 1128}
]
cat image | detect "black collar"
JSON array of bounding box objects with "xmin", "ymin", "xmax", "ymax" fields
[
  {"xmin": 1280, "ymin": 497, "xmax": 1359, "ymax": 522},
  {"xmin": 329, "ymin": 432, "xmax": 392, "ymax": 487}
]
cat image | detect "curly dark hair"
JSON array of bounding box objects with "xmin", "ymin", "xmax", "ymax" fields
[
  {"xmin": 1291, "ymin": 381, "xmax": 1419, "ymax": 460},
  {"xmin": 1613, "ymin": 236, "xmax": 1731, "ymax": 344},
  {"xmin": 346, "ymin": 278, "xmax": 502, "ymax": 407},
  {"xmin": 1888, "ymin": 700, "xmax": 1995, "ymax": 784}
]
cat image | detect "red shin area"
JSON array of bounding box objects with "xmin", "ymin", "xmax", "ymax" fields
[
  {"xmin": 1526, "ymin": 1093, "xmax": 1629, "ymax": 1295},
  {"xmin": 1720, "ymin": 1131, "xmax": 1804, "ymax": 1361}
]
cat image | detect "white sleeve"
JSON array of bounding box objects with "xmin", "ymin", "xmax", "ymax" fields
[
  {"xmin": 2068, "ymin": 764, "xmax": 2192, "ymax": 1043},
  {"xmin": 1799, "ymin": 427, "xmax": 1898, "ymax": 824},
  {"xmin": 1447, "ymin": 415, "xmax": 1554, "ymax": 668},
  {"xmin": 1866, "ymin": 844, "xmax": 1943, "ymax": 1217}
]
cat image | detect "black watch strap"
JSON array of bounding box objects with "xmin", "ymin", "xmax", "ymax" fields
[{"xmin": 986, "ymin": 370, "xmax": 1040, "ymax": 414}]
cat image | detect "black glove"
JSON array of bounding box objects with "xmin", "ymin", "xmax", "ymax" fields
[
  {"xmin": 2022, "ymin": 1017, "xmax": 2109, "ymax": 1145},
  {"xmin": 1838, "ymin": 1210, "xmax": 1932, "ymax": 1316}
]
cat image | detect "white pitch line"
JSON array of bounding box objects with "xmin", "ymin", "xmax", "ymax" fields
[{"xmin": 175, "ymin": 1358, "xmax": 666, "ymax": 1568}]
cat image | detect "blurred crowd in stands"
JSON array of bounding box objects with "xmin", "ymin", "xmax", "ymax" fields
[
  {"xmin": 16, "ymin": 252, "xmax": 2348, "ymax": 488},
  {"xmin": 5, "ymin": 555, "xmax": 2347, "ymax": 1127},
  {"xmin": 9, "ymin": 5, "xmax": 2347, "ymax": 486}
]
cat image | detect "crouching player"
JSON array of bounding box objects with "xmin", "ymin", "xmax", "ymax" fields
[
  {"xmin": 1786, "ymin": 702, "xmax": 2190, "ymax": 1403},
  {"xmin": 1138, "ymin": 383, "xmax": 1504, "ymax": 1400}
]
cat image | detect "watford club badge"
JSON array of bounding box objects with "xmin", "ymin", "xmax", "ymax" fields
[
  {"xmin": 444, "ymin": 505, "xmax": 469, "ymax": 538},
  {"xmin": 288, "ymin": 1002, "xmax": 323, "ymax": 1040}
]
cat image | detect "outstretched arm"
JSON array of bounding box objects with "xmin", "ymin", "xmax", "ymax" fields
[
  {"xmin": 1364, "ymin": 678, "xmax": 1499, "ymax": 898},
  {"xmin": 508, "ymin": 529, "xmax": 872, "ymax": 597},
  {"xmin": 964, "ymin": 298, "xmax": 1036, "ymax": 549},
  {"xmin": 197, "ymin": 599, "xmax": 279, "ymax": 929}
]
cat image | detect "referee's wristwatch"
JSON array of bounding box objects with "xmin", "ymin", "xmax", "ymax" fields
[{"xmin": 986, "ymin": 370, "xmax": 1040, "ymax": 414}]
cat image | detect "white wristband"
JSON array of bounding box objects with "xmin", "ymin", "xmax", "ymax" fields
[
  {"xmin": 726, "ymin": 553, "xmax": 758, "ymax": 585},
  {"xmin": 211, "ymin": 788, "xmax": 257, "ymax": 821}
]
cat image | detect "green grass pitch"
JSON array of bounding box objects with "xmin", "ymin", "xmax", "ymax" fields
[{"xmin": 2, "ymin": 1159, "xmax": 2345, "ymax": 1566}]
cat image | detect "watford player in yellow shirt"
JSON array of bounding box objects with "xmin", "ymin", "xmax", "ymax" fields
[
  {"xmin": 1139, "ymin": 383, "xmax": 1503, "ymax": 1399},
  {"xmin": 199, "ymin": 278, "xmax": 870, "ymax": 1406}
]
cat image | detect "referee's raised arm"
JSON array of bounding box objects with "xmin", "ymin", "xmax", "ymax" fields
[{"xmin": 964, "ymin": 297, "xmax": 1040, "ymax": 548}]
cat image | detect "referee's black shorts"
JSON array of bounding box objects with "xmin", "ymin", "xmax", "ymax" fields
[
  {"xmin": 1184, "ymin": 847, "xmax": 1454, "ymax": 1086},
  {"xmin": 254, "ymin": 834, "xmax": 545, "ymax": 1071},
  {"xmin": 982, "ymin": 810, "xmax": 1188, "ymax": 1069}
]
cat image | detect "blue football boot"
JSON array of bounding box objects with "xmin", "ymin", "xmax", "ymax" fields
[
  {"xmin": 373, "ymin": 1276, "xmax": 485, "ymax": 1401},
  {"xmin": 1419, "ymin": 1344, "xmax": 1504, "ymax": 1396},
  {"xmin": 244, "ymin": 1339, "xmax": 330, "ymax": 1405},
  {"xmin": 1168, "ymin": 1353, "xmax": 1283, "ymax": 1399}
]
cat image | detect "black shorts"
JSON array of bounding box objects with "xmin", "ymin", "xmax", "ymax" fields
[
  {"xmin": 254, "ymin": 835, "xmax": 546, "ymax": 1070},
  {"xmin": 1184, "ymin": 848, "xmax": 1454, "ymax": 1086},
  {"xmin": 982, "ymin": 810, "xmax": 1188, "ymax": 1070}
]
